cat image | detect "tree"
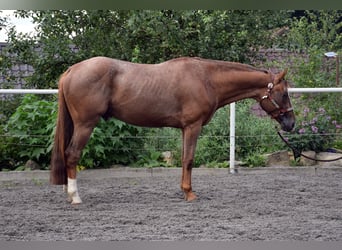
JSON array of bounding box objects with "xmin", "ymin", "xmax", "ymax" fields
[
  {"xmin": 0, "ymin": 11, "xmax": 7, "ymax": 31},
  {"xmin": 1, "ymin": 10, "xmax": 292, "ymax": 89},
  {"xmin": 283, "ymin": 10, "xmax": 341, "ymax": 52}
]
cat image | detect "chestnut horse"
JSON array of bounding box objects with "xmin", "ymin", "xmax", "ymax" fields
[{"xmin": 50, "ymin": 56, "xmax": 295, "ymax": 204}]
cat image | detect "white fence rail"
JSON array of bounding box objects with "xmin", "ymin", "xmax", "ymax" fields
[
  {"xmin": 1, "ymin": 87, "xmax": 342, "ymax": 173},
  {"xmin": 288, "ymin": 88, "xmax": 342, "ymax": 93},
  {"xmin": 0, "ymin": 89, "xmax": 58, "ymax": 94},
  {"xmin": 2, "ymin": 87, "xmax": 342, "ymax": 94}
]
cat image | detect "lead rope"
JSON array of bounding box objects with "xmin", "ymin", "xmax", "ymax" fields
[{"xmin": 277, "ymin": 130, "xmax": 342, "ymax": 162}]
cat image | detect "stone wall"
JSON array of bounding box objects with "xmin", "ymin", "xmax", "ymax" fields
[{"xmin": 252, "ymin": 48, "xmax": 308, "ymax": 74}]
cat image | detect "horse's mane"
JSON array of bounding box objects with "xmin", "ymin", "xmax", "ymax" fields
[{"xmin": 173, "ymin": 57, "xmax": 269, "ymax": 74}]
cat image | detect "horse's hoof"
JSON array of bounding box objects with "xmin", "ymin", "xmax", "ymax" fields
[
  {"xmin": 185, "ymin": 191, "xmax": 197, "ymax": 202},
  {"xmin": 69, "ymin": 196, "xmax": 82, "ymax": 205},
  {"xmin": 67, "ymin": 192, "xmax": 82, "ymax": 204},
  {"xmin": 71, "ymin": 200, "xmax": 82, "ymax": 205}
]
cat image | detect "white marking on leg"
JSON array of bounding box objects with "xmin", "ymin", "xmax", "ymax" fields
[
  {"xmin": 63, "ymin": 185, "xmax": 72, "ymax": 203},
  {"xmin": 67, "ymin": 178, "xmax": 82, "ymax": 204},
  {"xmin": 63, "ymin": 184, "xmax": 67, "ymax": 193}
]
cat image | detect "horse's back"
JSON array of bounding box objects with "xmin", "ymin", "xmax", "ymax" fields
[
  {"xmin": 61, "ymin": 56, "xmax": 215, "ymax": 128},
  {"xmin": 65, "ymin": 56, "xmax": 205, "ymax": 82}
]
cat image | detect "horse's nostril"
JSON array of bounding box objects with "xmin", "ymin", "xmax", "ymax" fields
[
  {"xmin": 291, "ymin": 120, "xmax": 295, "ymax": 129},
  {"xmin": 282, "ymin": 120, "xmax": 295, "ymax": 132}
]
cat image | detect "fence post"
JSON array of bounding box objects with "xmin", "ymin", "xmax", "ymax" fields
[{"xmin": 229, "ymin": 102, "xmax": 237, "ymax": 174}]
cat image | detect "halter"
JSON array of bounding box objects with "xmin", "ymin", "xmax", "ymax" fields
[{"xmin": 259, "ymin": 82, "xmax": 293, "ymax": 119}]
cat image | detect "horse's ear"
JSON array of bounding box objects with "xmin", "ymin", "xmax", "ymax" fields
[{"xmin": 275, "ymin": 68, "xmax": 288, "ymax": 84}]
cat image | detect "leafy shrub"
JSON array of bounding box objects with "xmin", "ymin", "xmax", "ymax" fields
[
  {"xmin": 134, "ymin": 150, "xmax": 171, "ymax": 168},
  {"xmin": 205, "ymin": 160, "xmax": 229, "ymax": 168},
  {"xmin": 0, "ymin": 95, "xmax": 22, "ymax": 124},
  {"xmin": 2, "ymin": 94, "xmax": 144, "ymax": 169},
  {"xmin": 285, "ymin": 107, "xmax": 341, "ymax": 155},
  {"xmin": 0, "ymin": 125, "xmax": 18, "ymax": 170},
  {"xmin": 80, "ymin": 118, "xmax": 143, "ymax": 168},
  {"xmin": 235, "ymin": 100, "xmax": 284, "ymax": 158},
  {"xmin": 244, "ymin": 153, "xmax": 266, "ymax": 168},
  {"xmin": 195, "ymin": 108, "xmax": 230, "ymax": 166},
  {"xmin": 4, "ymin": 94, "xmax": 57, "ymax": 168}
]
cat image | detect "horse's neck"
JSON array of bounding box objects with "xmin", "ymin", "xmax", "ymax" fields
[{"xmin": 211, "ymin": 69, "xmax": 272, "ymax": 108}]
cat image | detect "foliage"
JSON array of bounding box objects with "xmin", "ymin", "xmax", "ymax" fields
[
  {"xmin": 0, "ymin": 96, "xmax": 22, "ymax": 124},
  {"xmin": 1, "ymin": 95, "xmax": 144, "ymax": 169},
  {"xmin": 283, "ymin": 10, "xmax": 341, "ymax": 53},
  {"xmin": 195, "ymin": 108, "xmax": 230, "ymax": 166},
  {"xmin": 334, "ymin": 140, "xmax": 342, "ymax": 150},
  {"xmin": 3, "ymin": 94, "xmax": 57, "ymax": 168},
  {"xmin": 235, "ymin": 100, "xmax": 284, "ymax": 158},
  {"xmin": 136, "ymin": 127, "xmax": 181, "ymax": 167},
  {"xmin": 278, "ymin": 11, "xmax": 342, "ymax": 156},
  {"xmin": 285, "ymin": 107, "xmax": 341, "ymax": 155},
  {"xmin": 0, "ymin": 125, "xmax": 17, "ymax": 171},
  {"xmin": 0, "ymin": 10, "xmax": 292, "ymax": 88},
  {"xmin": 135, "ymin": 150, "xmax": 170, "ymax": 168},
  {"xmin": 205, "ymin": 160, "xmax": 229, "ymax": 168},
  {"xmin": 244, "ymin": 153, "xmax": 266, "ymax": 168},
  {"xmin": 80, "ymin": 118, "xmax": 143, "ymax": 168},
  {"xmin": 0, "ymin": 11, "xmax": 7, "ymax": 27},
  {"xmin": 264, "ymin": 10, "xmax": 342, "ymax": 162},
  {"xmin": 290, "ymin": 48, "xmax": 335, "ymax": 88}
]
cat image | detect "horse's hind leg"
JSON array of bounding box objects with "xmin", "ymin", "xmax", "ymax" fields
[{"xmin": 65, "ymin": 123, "xmax": 97, "ymax": 204}]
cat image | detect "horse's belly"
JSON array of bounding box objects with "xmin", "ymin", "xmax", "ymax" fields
[
  {"xmin": 115, "ymin": 112, "xmax": 182, "ymax": 128},
  {"xmin": 110, "ymin": 102, "xmax": 183, "ymax": 128}
]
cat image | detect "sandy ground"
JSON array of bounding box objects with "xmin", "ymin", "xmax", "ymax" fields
[{"xmin": 0, "ymin": 167, "xmax": 342, "ymax": 241}]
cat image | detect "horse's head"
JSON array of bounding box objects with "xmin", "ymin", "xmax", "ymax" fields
[{"xmin": 259, "ymin": 69, "xmax": 295, "ymax": 132}]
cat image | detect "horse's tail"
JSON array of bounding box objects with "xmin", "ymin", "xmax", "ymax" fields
[{"xmin": 50, "ymin": 72, "xmax": 73, "ymax": 185}]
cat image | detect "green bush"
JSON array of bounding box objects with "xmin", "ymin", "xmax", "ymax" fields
[
  {"xmin": 2, "ymin": 94, "xmax": 144, "ymax": 169},
  {"xmin": 235, "ymin": 100, "xmax": 285, "ymax": 158},
  {"xmin": 0, "ymin": 125, "xmax": 18, "ymax": 170},
  {"xmin": 135, "ymin": 127, "xmax": 182, "ymax": 167},
  {"xmin": 4, "ymin": 94, "xmax": 57, "ymax": 168},
  {"xmin": 195, "ymin": 108, "xmax": 230, "ymax": 166},
  {"xmin": 244, "ymin": 153, "xmax": 266, "ymax": 168},
  {"xmin": 134, "ymin": 150, "xmax": 171, "ymax": 168},
  {"xmin": 285, "ymin": 107, "xmax": 341, "ymax": 155},
  {"xmin": 80, "ymin": 118, "xmax": 143, "ymax": 168}
]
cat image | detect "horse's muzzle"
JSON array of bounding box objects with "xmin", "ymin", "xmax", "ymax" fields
[{"xmin": 279, "ymin": 113, "xmax": 295, "ymax": 132}]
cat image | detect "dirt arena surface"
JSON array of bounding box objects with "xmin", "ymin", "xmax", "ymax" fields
[{"xmin": 1, "ymin": 167, "xmax": 342, "ymax": 241}]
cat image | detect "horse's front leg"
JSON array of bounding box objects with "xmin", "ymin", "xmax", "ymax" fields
[{"xmin": 181, "ymin": 124, "xmax": 202, "ymax": 201}]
